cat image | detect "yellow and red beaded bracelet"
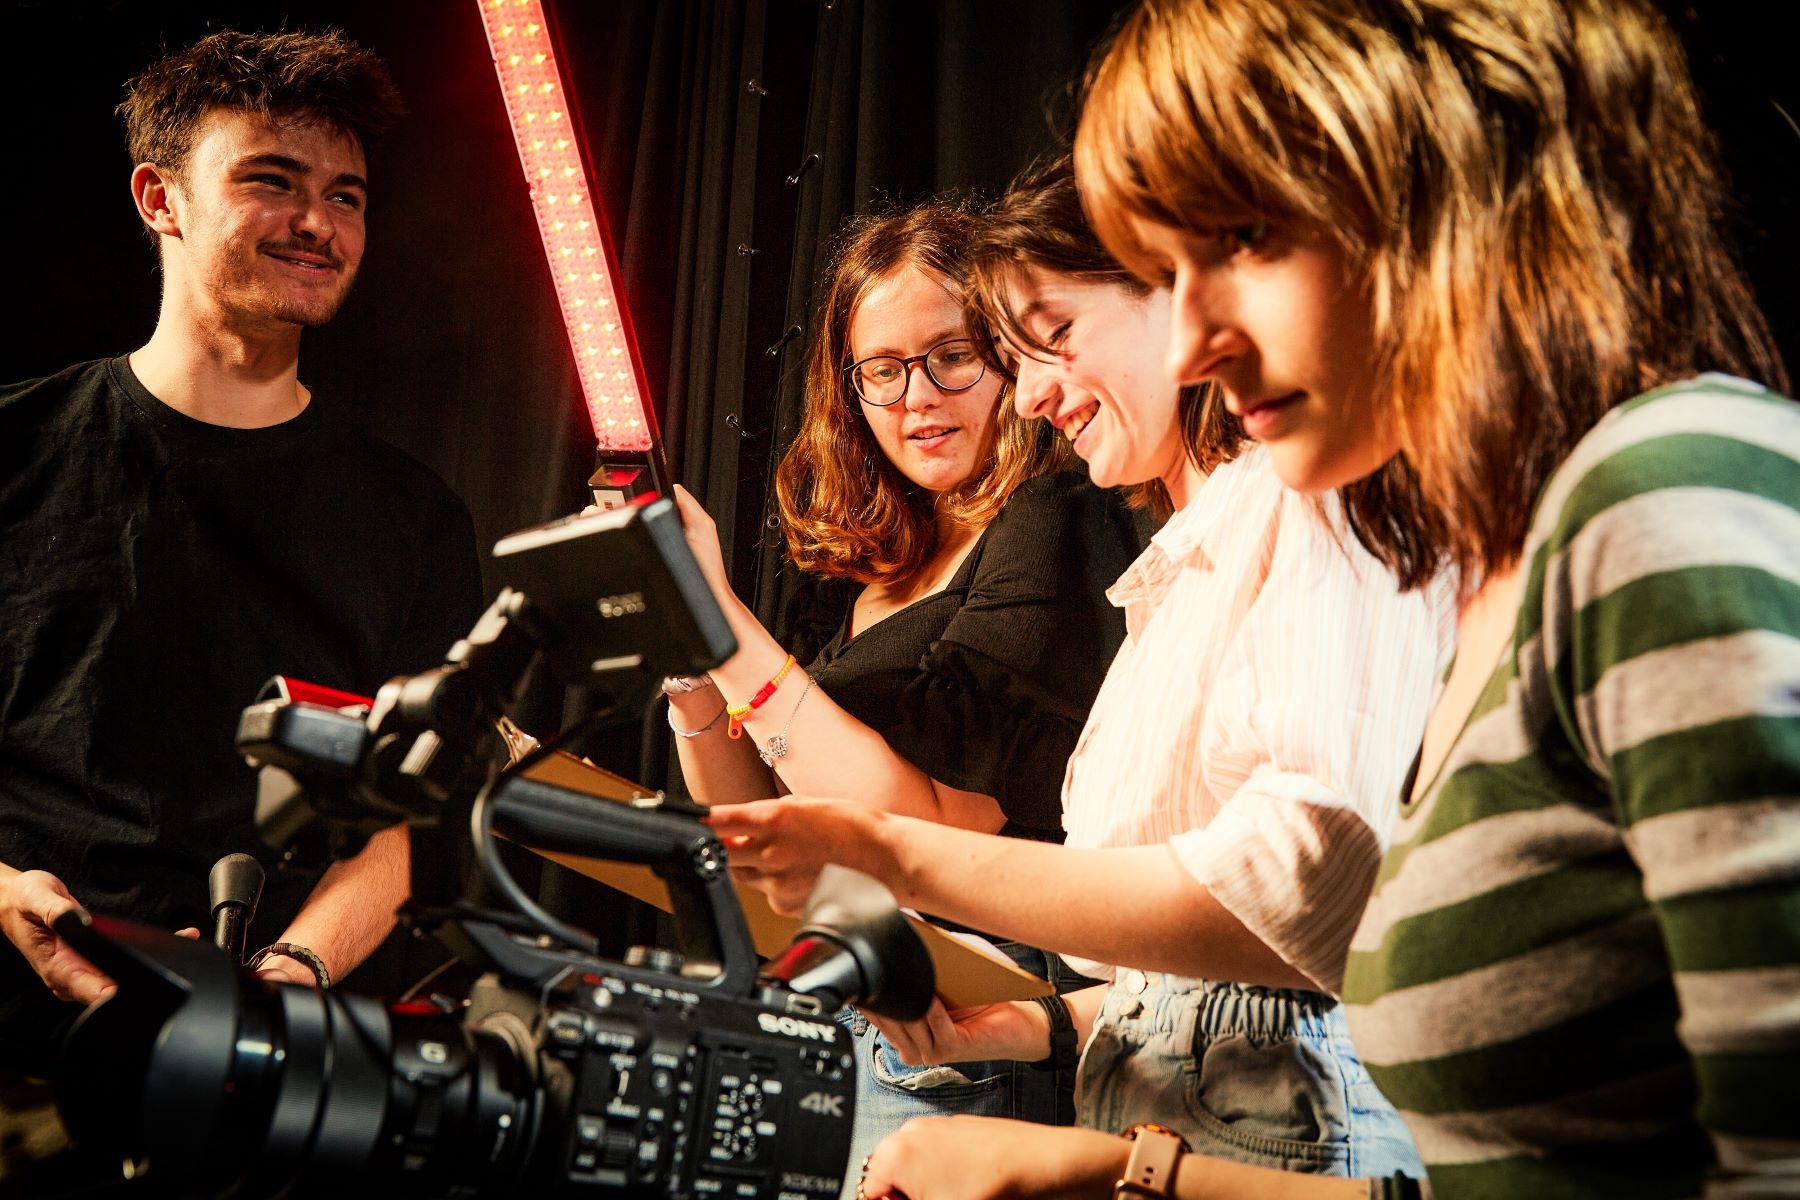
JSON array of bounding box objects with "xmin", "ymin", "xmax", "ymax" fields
[{"xmin": 726, "ymin": 653, "xmax": 796, "ymax": 739}]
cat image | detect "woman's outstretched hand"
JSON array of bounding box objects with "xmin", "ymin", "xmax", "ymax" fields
[
  {"xmin": 865, "ymin": 996, "xmax": 1051, "ymax": 1068},
  {"xmin": 705, "ymin": 796, "xmax": 894, "ymax": 916}
]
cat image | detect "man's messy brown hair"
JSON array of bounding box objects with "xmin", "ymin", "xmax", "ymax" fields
[{"xmin": 119, "ymin": 28, "xmax": 403, "ymax": 179}]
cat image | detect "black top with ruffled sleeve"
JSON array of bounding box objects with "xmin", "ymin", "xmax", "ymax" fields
[{"xmin": 787, "ymin": 471, "xmax": 1142, "ymax": 841}]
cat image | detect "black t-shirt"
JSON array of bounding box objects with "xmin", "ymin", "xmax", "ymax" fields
[
  {"xmin": 0, "ymin": 357, "xmax": 483, "ymax": 1074},
  {"xmin": 792, "ymin": 471, "xmax": 1142, "ymax": 841}
]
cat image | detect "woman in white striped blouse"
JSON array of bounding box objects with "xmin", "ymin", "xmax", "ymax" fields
[{"xmin": 709, "ymin": 156, "xmax": 1455, "ymax": 1178}]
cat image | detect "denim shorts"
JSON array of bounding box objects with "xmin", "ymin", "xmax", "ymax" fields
[
  {"xmin": 835, "ymin": 942, "xmax": 1094, "ymax": 1198},
  {"xmin": 1076, "ymin": 972, "xmax": 1423, "ymax": 1179}
]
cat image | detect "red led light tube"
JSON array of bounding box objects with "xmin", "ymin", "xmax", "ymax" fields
[{"xmin": 478, "ymin": 0, "xmax": 654, "ymax": 451}]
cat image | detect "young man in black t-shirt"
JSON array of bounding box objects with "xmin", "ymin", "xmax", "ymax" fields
[{"xmin": 0, "ymin": 29, "xmax": 483, "ymax": 1109}]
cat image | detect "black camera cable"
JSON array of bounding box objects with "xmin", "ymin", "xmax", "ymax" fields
[{"xmin": 467, "ymin": 697, "xmax": 634, "ymax": 958}]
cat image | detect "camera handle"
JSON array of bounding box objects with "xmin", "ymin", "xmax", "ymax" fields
[
  {"xmin": 207, "ymin": 853, "xmax": 265, "ymax": 964},
  {"xmin": 486, "ymin": 776, "xmax": 760, "ymax": 993}
]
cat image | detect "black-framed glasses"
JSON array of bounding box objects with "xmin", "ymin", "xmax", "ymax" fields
[{"xmin": 845, "ymin": 338, "xmax": 986, "ymax": 406}]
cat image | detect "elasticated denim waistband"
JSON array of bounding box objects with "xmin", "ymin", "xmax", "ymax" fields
[{"xmin": 1107, "ymin": 970, "xmax": 1341, "ymax": 1041}]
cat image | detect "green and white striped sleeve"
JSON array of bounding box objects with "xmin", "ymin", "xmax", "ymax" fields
[{"xmin": 1529, "ymin": 379, "xmax": 1800, "ymax": 1182}]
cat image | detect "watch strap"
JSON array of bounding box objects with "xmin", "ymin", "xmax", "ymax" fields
[
  {"xmin": 1113, "ymin": 1123, "xmax": 1188, "ymax": 1200},
  {"xmin": 1028, "ymin": 993, "xmax": 1079, "ymax": 1071}
]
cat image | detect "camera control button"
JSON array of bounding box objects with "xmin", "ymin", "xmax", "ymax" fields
[
  {"xmin": 547, "ymin": 1012, "xmax": 588, "ymax": 1051},
  {"xmin": 601, "ymin": 1129, "xmax": 636, "ymax": 1166}
]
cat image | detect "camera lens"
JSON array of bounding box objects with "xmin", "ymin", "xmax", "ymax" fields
[{"xmin": 60, "ymin": 964, "xmax": 540, "ymax": 1198}]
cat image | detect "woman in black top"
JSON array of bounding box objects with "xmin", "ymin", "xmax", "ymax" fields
[{"xmin": 666, "ymin": 199, "xmax": 1141, "ymax": 1174}]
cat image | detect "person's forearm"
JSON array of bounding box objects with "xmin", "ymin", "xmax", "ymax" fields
[
  {"xmin": 670, "ymin": 685, "xmax": 778, "ymax": 807},
  {"xmin": 708, "ymin": 596, "xmax": 997, "ymax": 828},
  {"xmin": 1084, "ymin": 1143, "xmax": 1377, "ymax": 1200},
  {"xmin": 1179, "ymin": 1160, "xmax": 1374, "ymax": 1200},
  {"xmin": 274, "ymin": 823, "xmax": 409, "ymax": 981},
  {"xmin": 863, "ymin": 1116, "xmax": 1388, "ymax": 1200},
  {"xmin": 864, "ymin": 816, "xmax": 1312, "ymax": 988}
]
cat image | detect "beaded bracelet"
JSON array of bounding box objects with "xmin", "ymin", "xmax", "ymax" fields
[
  {"xmin": 247, "ymin": 942, "xmax": 331, "ymax": 988},
  {"xmin": 726, "ymin": 654, "xmax": 796, "ymax": 739}
]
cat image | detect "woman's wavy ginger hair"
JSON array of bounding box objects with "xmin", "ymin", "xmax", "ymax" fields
[
  {"xmin": 775, "ymin": 201, "xmax": 1067, "ymax": 584},
  {"xmin": 966, "ymin": 153, "xmax": 1245, "ymax": 520},
  {"xmin": 1076, "ymin": 0, "xmax": 1787, "ymax": 588}
]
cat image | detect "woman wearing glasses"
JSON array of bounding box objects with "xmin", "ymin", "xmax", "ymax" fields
[{"xmin": 667, "ymin": 199, "xmax": 1141, "ymax": 1171}]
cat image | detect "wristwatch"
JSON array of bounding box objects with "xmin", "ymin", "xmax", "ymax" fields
[
  {"xmin": 1113, "ymin": 1123, "xmax": 1188, "ymax": 1200},
  {"xmin": 1028, "ymin": 993, "xmax": 1079, "ymax": 1071}
]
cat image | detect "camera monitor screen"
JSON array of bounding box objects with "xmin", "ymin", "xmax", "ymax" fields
[{"xmin": 491, "ymin": 497, "xmax": 735, "ymax": 685}]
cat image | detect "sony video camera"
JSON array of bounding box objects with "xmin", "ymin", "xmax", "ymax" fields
[{"xmin": 47, "ymin": 497, "xmax": 934, "ymax": 1198}]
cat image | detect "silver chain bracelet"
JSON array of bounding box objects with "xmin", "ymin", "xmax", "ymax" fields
[
  {"xmin": 758, "ymin": 675, "xmax": 815, "ymax": 767},
  {"xmin": 667, "ymin": 698, "xmax": 727, "ymax": 739}
]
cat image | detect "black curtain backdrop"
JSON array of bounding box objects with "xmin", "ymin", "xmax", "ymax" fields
[{"xmin": 2, "ymin": 0, "xmax": 1795, "ymax": 948}]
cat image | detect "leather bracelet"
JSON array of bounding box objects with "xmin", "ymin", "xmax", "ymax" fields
[
  {"xmin": 1113, "ymin": 1123, "xmax": 1187, "ymax": 1200},
  {"xmin": 247, "ymin": 942, "xmax": 331, "ymax": 988},
  {"xmin": 1028, "ymin": 993, "xmax": 1079, "ymax": 1072}
]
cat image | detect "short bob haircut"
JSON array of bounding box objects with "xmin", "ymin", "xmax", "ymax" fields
[
  {"xmin": 119, "ymin": 28, "xmax": 403, "ymax": 180},
  {"xmin": 775, "ymin": 200, "xmax": 1068, "ymax": 584},
  {"xmin": 966, "ymin": 152, "xmax": 1244, "ymax": 519},
  {"xmin": 1076, "ymin": 0, "xmax": 1786, "ymax": 590}
]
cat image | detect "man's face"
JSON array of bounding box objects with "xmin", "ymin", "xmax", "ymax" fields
[{"xmin": 161, "ymin": 108, "xmax": 369, "ymax": 331}]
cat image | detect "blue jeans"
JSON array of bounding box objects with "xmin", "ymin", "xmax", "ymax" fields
[
  {"xmin": 1077, "ymin": 972, "xmax": 1423, "ymax": 1179},
  {"xmin": 837, "ymin": 942, "xmax": 1093, "ymax": 1198}
]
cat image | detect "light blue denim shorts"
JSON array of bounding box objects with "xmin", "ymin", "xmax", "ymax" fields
[
  {"xmin": 1077, "ymin": 972, "xmax": 1423, "ymax": 1179},
  {"xmin": 835, "ymin": 942, "xmax": 1092, "ymax": 1199}
]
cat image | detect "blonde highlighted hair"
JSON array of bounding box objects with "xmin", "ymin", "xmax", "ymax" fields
[
  {"xmin": 1077, "ymin": 0, "xmax": 1786, "ymax": 588},
  {"xmin": 775, "ymin": 201, "xmax": 1068, "ymax": 584}
]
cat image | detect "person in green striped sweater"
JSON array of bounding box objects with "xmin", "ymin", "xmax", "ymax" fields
[{"xmin": 857, "ymin": 1, "xmax": 1798, "ymax": 1199}]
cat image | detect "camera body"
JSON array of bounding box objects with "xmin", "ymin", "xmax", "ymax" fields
[
  {"xmin": 55, "ymin": 885, "xmax": 871, "ymax": 1199},
  {"xmin": 49, "ymin": 498, "xmax": 933, "ymax": 1198},
  {"xmin": 470, "ymin": 962, "xmax": 858, "ymax": 1197}
]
